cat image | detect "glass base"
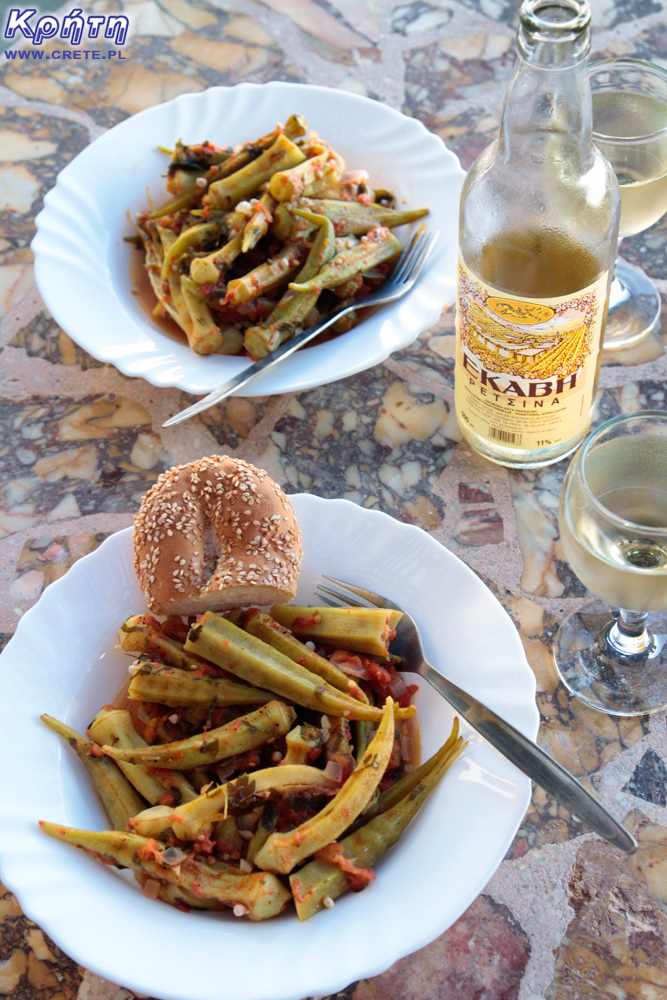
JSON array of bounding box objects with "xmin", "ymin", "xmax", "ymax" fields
[
  {"xmin": 553, "ymin": 600, "xmax": 667, "ymax": 716},
  {"xmin": 602, "ymin": 260, "xmax": 662, "ymax": 350}
]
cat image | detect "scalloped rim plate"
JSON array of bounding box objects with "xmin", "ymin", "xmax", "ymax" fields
[
  {"xmin": 0, "ymin": 496, "xmax": 538, "ymax": 1000},
  {"xmin": 32, "ymin": 82, "xmax": 464, "ymax": 396}
]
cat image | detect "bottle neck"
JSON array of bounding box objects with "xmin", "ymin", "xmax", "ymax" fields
[{"xmin": 499, "ymin": 4, "xmax": 593, "ymax": 166}]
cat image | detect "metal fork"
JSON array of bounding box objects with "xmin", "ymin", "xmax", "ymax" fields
[
  {"xmin": 163, "ymin": 227, "xmax": 438, "ymax": 427},
  {"xmin": 316, "ymin": 576, "xmax": 638, "ymax": 855}
]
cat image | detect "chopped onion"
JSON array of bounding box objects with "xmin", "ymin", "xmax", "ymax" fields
[
  {"xmin": 388, "ymin": 673, "xmax": 407, "ymax": 700},
  {"xmin": 341, "ymin": 169, "xmax": 370, "ymax": 185},
  {"xmin": 137, "ymin": 703, "xmax": 154, "ymax": 725},
  {"xmin": 400, "ymin": 730, "xmax": 414, "ymax": 764},
  {"xmin": 215, "ymin": 760, "xmax": 238, "ymax": 782},
  {"xmin": 323, "ymin": 760, "xmax": 343, "ymax": 783},
  {"xmin": 330, "ymin": 655, "xmax": 369, "ymax": 680},
  {"xmin": 141, "ymin": 878, "xmax": 161, "ymax": 900}
]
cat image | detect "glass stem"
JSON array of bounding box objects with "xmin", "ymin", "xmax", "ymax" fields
[
  {"xmin": 607, "ymin": 608, "xmax": 653, "ymax": 657},
  {"xmin": 608, "ymin": 245, "xmax": 630, "ymax": 309}
]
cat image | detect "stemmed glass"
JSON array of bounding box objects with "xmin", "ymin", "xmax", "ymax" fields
[
  {"xmin": 589, "ymin": 58, "xmax": 667, "ymax": 349},
  {"xmin": 553, "ymin": 411, "xmax": 667, "ymax": 716}
]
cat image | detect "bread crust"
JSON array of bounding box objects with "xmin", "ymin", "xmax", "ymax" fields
[{"xmin": 133, "ymin": 456, "xmax": 301, "ymax": 616}]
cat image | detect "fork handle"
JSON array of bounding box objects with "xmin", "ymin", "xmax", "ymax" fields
[
  {"xmin": 162, "ymin": 302, "xmax": 355, "ymax": 428},
  {"xmin": 420, "ymin": 663, "xmax": 637, "ymax": 854}
]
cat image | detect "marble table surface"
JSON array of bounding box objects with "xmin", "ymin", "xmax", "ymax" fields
[{"xmin": 2, "ymin": 1, "xmax": 667, "ymax": 998}]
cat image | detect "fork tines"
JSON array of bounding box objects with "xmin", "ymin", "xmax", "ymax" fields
[
  {"xmin": 315, "ymin": 583, "xmax": 365, "ymax": 609},
  {"xmin": 393, "ymin": 226, "xmax": 434, "ymax": 284}
]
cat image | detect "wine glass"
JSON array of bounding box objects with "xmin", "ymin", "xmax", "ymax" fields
[
  {"xmin": 553, "ymin": 410, "xmax": 667, "ymax": 716},
  {"xmin": 589, "ymin": 58, "xmax": 667, "ymax": 349}
]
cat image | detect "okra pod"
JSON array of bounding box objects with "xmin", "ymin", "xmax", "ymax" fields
[
  {"xmin": 270, "ymin": 605, "xmax": 402, "ymax": 659},
  {"xmin": 130, "ymin": 763, "xmax": 337, "ymax": 840},
  {"xmin": 128, "ymin": 663, "xmax": 274, "ymax": 709},
  {"xmin": 241, "ymin": 192, "xmax": 276, "ymax": 253},
  {"xmin": 351, "ymin": 719, "xmax": 462, "ymax": 831},
  {"xmin": 41, "ymin": 715, "xmax": 145, "ymax": 831},
  {"xmin": 246, "ymin": 803, "xmax": 278, "ymax": 865},
  {"xmin": 135, "ymin": 873, "xmax": 224, "ymax": 910},
  {"xmin": 283, "ymin": 724, "xmax": 326, "ymax": 766},
  {"xmin": 224, "ymin": 243, "xmax": 304, "ymax": 306},
  {"xmin": 190, "ymin": 212, "xmax": 245, "ymax": 284},
  {"xmin": 255, "ymin": 697, "xmax": 396, "ymax": 875},
  {"xmin": 240, "ymin": 610, "xmax": 366, "ymax": 701},
  {"xmin": 185, "ymin": 612, "xmax": 413, "ymax": 720},
  {"xmin": 298, "ymin": 198, "xmax": 428, "ymax": 235},
  {"xmin": 179, "ymin": 280, "xmax": 224, "ymax": 355},
  {"xmin": 160, "ymin": 221, "xmax": 221, "ymax": 281},
  {"xmin": 118, "ymin": 615, "xmax": 210, "ymax": 672},
  {"xmin": 270, "ymin": 203, "xmax": 317, "ymax": 242},
  {"xmin": 290, "ymin": 724, "xmax": 465, "ymax": 919},
  {"xmin": 243, "ymin": 209, "xmax": 335, "ymax": 358},
  {"xmin": 289, "ymin": 226, "xmax": 401, "ymax": 293},
  {"xmin": 102, "ymin": 701, "xmax": 296, "ymax": 769},
  {"xmin": 38, "ymin": 824, "xmax": 291, "ymax": 921},
  {"xmin": 88, "ymin": 709, "xmax": 198, "ymax": 805},
  {"xmin": 269, "ymin": 149, "xmax": 342, "ymax": 202},
  {"xmin": 208, "ymin": 134, "xmax": 306, "ymax": 210}
]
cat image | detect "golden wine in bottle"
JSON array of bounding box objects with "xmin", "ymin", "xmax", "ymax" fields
[{"xmin": 455, "ymin": 0, "xmax": 620, "ymax": 468}]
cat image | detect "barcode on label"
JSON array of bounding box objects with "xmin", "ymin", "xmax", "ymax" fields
[{"xmin": 488, "ymin": 426, "xmax": 522, "ymax": 445}]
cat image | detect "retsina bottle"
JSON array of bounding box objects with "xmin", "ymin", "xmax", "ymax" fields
[{"xmin": 455, "ymin": 0, "xmax": 620, "ymax": 468}]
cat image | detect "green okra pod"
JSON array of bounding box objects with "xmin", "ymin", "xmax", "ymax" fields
[
  {"xmin": 41, "ymin": 714, "xmax": 145, "ymax": 831},
  {"xmin": 160, "ymin": 221, "xmax": 222, "ymax": 281},
  {"xmin": 246, "ymin": 803, "xmax": 278, "ymax": 866},
  {"xmin": 225, "ymin": 242, "xmax": 304, "ymax": 306},
  {"xmin": 290, "ymin": 723, "xmax": 465, "ymax": 919},
  {"xmin": 128, "ymin": 663, "xmax": 274, "ymax": 709},
  {"xmin": 298, "ymin": 198, "xmax": 428, "ymax": 235},
  {"xmin": 208, "ymin": 134, "xmax": 306, "ymax": 210},
  {"xmin": 243, "ymin": 208, "xmax": 335, "ymax": 359},
  {"xmin": 240, "ymin": 610, "xmax": 366, "ymax": 702},
  {"xmin": 269, "ymin": 149, "xmax": 344, "ymax": 202},
  {"xmin": 185, "ymin": 612, "xmax": 413, "ymax": 721},
  {"xmin": 283, "ymin": 723, "xmax": 326, "ymax": 766},
  {"xmin": 38, "ymin": 823, "xmax": 291, "ymax": 921},
  {"xmin": 130, "ymin": 763, "xmax": 337, "ymax": 840},
  {"xmin": 118, "ymin": 614, "xmax": 211, "ymax": 672},
  {"xmin": 255, "ymin": 697, "xmax": 397, "ymax": 875},
  {"xmin": 101, "ymin": 700, "xmax": 296, "ymax": 769},
  {"xmin": 270, "ymin": 604, "xmax": 402, "ymax": 659},
  {"xmin": 289, "ymin": 226, "xmax": 402, "ymax": 293},
  {"xmin": 88, "ymin": 708, "xmax": 198, "ymax": 805},
  {"xmin": 189, "ymin": 212, "xmax": 245, "ymax": 284},
  {"xmin": 241, "ymin": 192, "xmax": 276, "ymax": 252}
]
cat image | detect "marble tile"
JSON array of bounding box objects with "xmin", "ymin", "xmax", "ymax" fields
[
  {"xmin": 0, "ymin": 882, "xmax": 83, "ymax": 999},
  {"xmin": 8, "ymin": 312, "xmax": 106, "ymax": 369},
  {"xmin": 350, "ymin": 893, "xmax": 530, "ymax": 1000},
  {"xmin": 270, "ymin": 367, "xmax": 459, "ymax": 523},
  {"xmin": 549, "ymin": 814, "xmax": 667, "ymax": 998},
  {"xmin": 0, "ymin": 396, "xmax": 164, "ymax": 537},
  {"xmin": 1, "ymin": 0, "xmax": 667, "ymax": 997},
  {"xmin": 12, "ymin": 531, "xmax": 111, "ymax": 597}
]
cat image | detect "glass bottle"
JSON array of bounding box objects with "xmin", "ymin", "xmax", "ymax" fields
[{"xmin": 455, "ymin": 0, "xmax": 620, "ymax": 469}]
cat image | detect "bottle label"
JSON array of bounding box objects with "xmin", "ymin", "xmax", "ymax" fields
[{"xmin": 455, "ymin": 256, "xmax": 608, "ymax": 451}]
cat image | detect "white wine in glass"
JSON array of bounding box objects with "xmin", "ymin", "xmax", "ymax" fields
[
  {"xmin": 590, "ymin": 59, "xmax": 667, "ymax": 348},
  {"xmin": 554, "ymin": 411, "xmax": 667, "ymax": 715}
]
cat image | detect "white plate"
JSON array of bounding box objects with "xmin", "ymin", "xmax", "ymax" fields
[
  {"xmin": 0, "ymin": 496, "xmax": 538, "ymax": 1000},
  {"xmin": 31, "ymin": 82, "xmax": 464, "ymax": 396}
]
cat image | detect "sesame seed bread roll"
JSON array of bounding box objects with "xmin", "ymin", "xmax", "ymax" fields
[{"xmin": 133, "ymin": 456, "xmax": 302, "ymax": 616}]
